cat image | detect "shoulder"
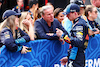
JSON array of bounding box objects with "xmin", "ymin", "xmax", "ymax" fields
[
  {"xmin": 54, "ymin": 18, "xmax": 60, "ymax": 24},
  {"xmin": 0, "ymin": 27, "xmax": 12, "ymax": 38},
  {"xmin": 34, "ymin": 18, "xmax": 45, "ymax": 27},
  {"xmin": 78, "ymin": 18, "xmax": 87, "ymax": 25},
  {"xmin": 1, "ymin": 27, "xmax": 11, "ymax": 33},
  {"xmin": 35, "ymin": 18, "xmax": 42, "ymax": 23}
]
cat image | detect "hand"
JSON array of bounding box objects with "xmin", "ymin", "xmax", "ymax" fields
[
  {"xmin": 89, "ymin": 29, "xmax": 94, "ymax": 36},
  {"xmin": 56, "ymin": 28, "xmax": 64, "ymax": 37},
  {"xmin": 21, "ymin": 46, "xmax": 29, "ymax": 54},
  {"xmin": 59, "ymin": 38, "xmax": 65, "ymax": 45},
  {"xmin": 22, "ymin": 19, "xmax": 30, "ymax": 26},
  {"xmin": 93, "ymin": 28, "xmax": 100, "ymax": 34},
  {"xmin": 60, "ymin": 57, "xmax": 68, "ymax": 65}
]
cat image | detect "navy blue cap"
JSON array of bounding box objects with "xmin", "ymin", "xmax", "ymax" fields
[
  {"xmin": 63, "ymin": 4, "xmax": 80, "ymax": 15},
  {"xmin": 2, "ymin": 10, "xmax": 21, "ymax": 20},
  {"xmin": 74, "ymin": 0, "xmax": 85, "ymax": 8}
]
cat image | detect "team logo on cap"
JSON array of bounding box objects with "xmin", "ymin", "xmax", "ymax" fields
[{"xmin": 70, "ymin": 10, "xmax": 76, "ymax": 12}]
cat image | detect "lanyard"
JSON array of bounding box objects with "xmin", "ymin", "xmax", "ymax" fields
[{"xmin": 86, "ymin": 18, "xmax": 93, "ymax": 30}]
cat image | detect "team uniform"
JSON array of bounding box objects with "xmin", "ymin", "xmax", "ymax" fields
[
  {"xmin": 12, "ymin": 5, "xmax": 24, "ymax": 13},
  {"xmin": 88, "ymin": 19, "xmax": 100, "ymax": 30},
  {"xmin": 0, "ymin": 27, "xmax": 30, "ymax": 52},
  {"xmin": 28, "ymin": 10, "xmax": 34, "ymax": 19},
  {"xmin": 64, "ymin": 16, "xmax": 88, "ymax": 67}
]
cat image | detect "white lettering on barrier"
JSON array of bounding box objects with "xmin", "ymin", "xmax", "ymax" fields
[
  {"xmin": 54, "ymin": 63, "xmax": 68, "ymax": 67},
  {"xmin": 93, "ymin": 59, "xmax": 100, "ymax": 67},
  {"xmin": 85, "ymin": 58, "xmax": 100, "ymax": 67},
  {"xmin": 54, "ymin": 64, "xmax": 60, "ymax": 67}
]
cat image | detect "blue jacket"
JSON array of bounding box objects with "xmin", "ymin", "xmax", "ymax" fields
[
  {"xmin": 70, "ymin": 16, "xmax": 88, "ymax": 67},
  {"xmin": 34, "ymin": 18, "xmax": 68, "ymax": 40},
  {"xmin": 0, "ymin": 27, "xmax": 30, "ymax": 52}
]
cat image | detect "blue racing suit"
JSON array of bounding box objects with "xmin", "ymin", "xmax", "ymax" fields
[
  {"xmin": 0, "ymin": 27, "xmax": 30, "ymax": 52},
  {"xmin": 64, "ymin": 16, "xmax": 88, "ymax": 67}
]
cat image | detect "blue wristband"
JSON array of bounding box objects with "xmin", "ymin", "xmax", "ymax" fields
[
  {"xmin": 17, "ymin": 46, "xmax": 23, "ymax": 52},
  {"xmin": 15, "ymin": 38, "xmax": 26, "ymax": 45},
  {"xmin": 60, "ymin": 33, "xmax": 64, "ymax": 39}
]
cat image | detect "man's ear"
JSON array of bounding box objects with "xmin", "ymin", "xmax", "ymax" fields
[
  {"xmin": 41, "ymin": 14, "xmax": 44, "ymax": 18},
  {"xmin": 88, "ymin": 11, "xmax": 91, "ymax": 16}
]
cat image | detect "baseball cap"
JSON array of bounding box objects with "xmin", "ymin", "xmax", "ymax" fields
[
  {"xmin": 74, "ymin": 0, "xmax": 85, "ymax": 8},
  {"xmin": 2, "ymin": 10, "xmax": 21, "ymax": 20},
  {"xmin": 63, "ymin": 4, "xmax": 80, "ymax": 15}
]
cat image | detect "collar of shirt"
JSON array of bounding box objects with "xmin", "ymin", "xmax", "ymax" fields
[
  {"xmin": 42, "ymin": 18, "xmax": 53, "ymax": 32},
  {"xmin": 73, "ymin": 16, "xmax": 81, "ymax": 24},
  {"xmin": 72, "ymin": 16, "xmax": 81, "ymax": 27},
  {"xmin": 88, "ymin": 19, "xmax": 96, "ymax": 28}
]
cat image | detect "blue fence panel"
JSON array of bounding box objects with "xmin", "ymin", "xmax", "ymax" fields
[
  {"xmin": 1, "ymin": 34, "xmax": 100, "ymax": 67},
  {"xmin": 0, "ymin": 40, "xmax": 69, "ymax": 67},
  {"xmin": 85, "ymin": 34, "xmax": 100, "ymax": 67}
]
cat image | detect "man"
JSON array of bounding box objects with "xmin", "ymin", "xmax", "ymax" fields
[
  {"xmin": 91, "ymin": 0, "xmax": 100, "ymax": 25},
  {"xmin": 12, "ymin": 0, "xmax": 24, "ymax": 13},
  {"xmin": 63, "ymin": 0, "xmax": 86, "ymax": 34},
  {"xmin": 56, "ymin": 4, "xmax": 88, "ymax": 67},
  {"xmin": 34, "ymin": 5, "xmax": 68, "ymax": 40}
]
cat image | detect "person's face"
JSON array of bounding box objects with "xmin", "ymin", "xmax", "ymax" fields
[
  {"xmin": 42, "ymin": 8, "xmax": 54, "ymax": 23},
  {"xmin": 26, "ymin": 14, "xmax": 33, "ymax": 24},
  {"xmin": 15, "ymin": 16, "xmax": 19, "ymax": 27},
  {"xmin": 56, "ymin": 12, "xmax": 64, "ymax": 23},
  {"xmin": 17, "ymin": 0, "xmax": 24, "ymax": 7},
  {"xmin": 67, "ymin": 12, "xmax": 75, "ymax": 21},
  {"xmin": 94, "ymin": 0, "xmax": 100, "ymax": 8},
  {"xmin": 91, "ymin": 7, "xmax": 98, "ymax": 20},
  {"xmin": 82, "ymin": 0, "xmax": 86, "ymax": 4},
  {"xmin": 80, "ymin": 7, "xmax": 85, "ymax": 15}
]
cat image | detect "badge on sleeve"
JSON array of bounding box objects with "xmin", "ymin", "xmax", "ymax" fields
[{"xmin": 4, "ymin": 31, "xmax": 10, "ymax": 39}]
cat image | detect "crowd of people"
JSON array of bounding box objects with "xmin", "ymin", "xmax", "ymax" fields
[{"xmin": 0, "ymin": 0, "xmax": 100, "ymax": 67}]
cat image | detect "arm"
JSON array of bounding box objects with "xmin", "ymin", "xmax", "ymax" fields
[
  {"xmin": 1, "ymin": 29, "xmax": 30, "ymax": 53},
  {"xmin": 22, "ymin": 19, "xmax": 34, "ymax": 40},
  {"xmin": 56, "ymin": 24, "xmax": 88, "ymax": 48},
  {"xmin": 1, "ymin": 29, "xmax": 21, "ymax": 52},
  {"xmin": 15, "ymin": 28, "xmax": 30, "ymax": 45},
  {"xmin": 34, "ymin": 20, "xmax": 59, "ymax": 40}
]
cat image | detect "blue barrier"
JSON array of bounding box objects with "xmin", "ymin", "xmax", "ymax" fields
[
  {"xmin": 1, "ymin": 34, "xmax": 100, "ymax": 67},
  {"xmin": 85, "ymin": 34, "xmax": 100, "ymax": 67},
  {"xmin": 0, "ymin": 40, "xmax": 69, "ymax": 67}
]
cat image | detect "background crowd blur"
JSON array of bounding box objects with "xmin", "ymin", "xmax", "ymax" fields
[{"xmin": 0, "ymin": 0, "xmax": 91, "ymax": 22}]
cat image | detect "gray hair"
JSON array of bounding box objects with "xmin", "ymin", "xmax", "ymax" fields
[{"xmin": 40, "ymin": 5, "xmax": 52, "ymax": 16}]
